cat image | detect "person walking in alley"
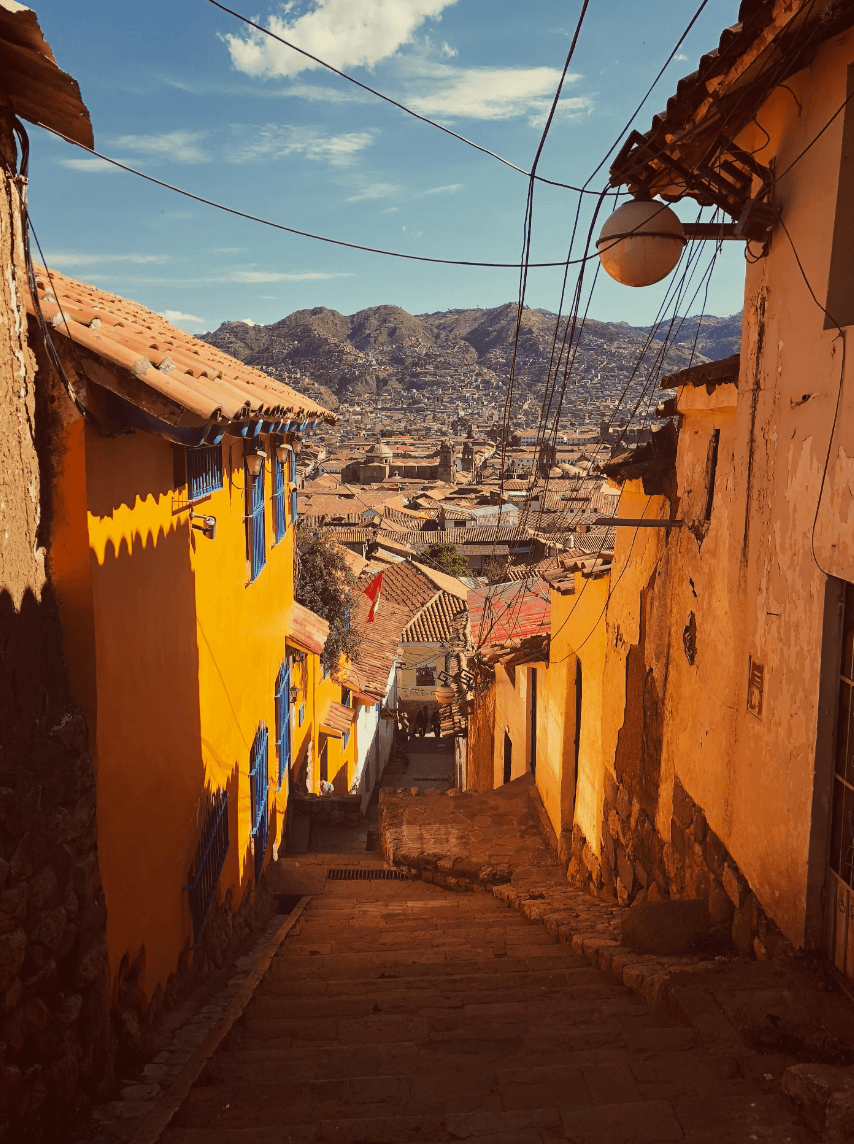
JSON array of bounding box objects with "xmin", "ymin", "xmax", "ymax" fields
[
  {"xmin": 414, "ymin": 706, "xmax": 428, "ymax": 737},
  {"xmin": 398, "ymin": 711, "xmax": 410, "ymax": 742},
  {"xmin": 431, "ymin": 709, "xmax": 441, "ymax": 738}
]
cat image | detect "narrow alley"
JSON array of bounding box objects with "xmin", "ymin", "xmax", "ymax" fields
[{"xmin": 158, "ymin": 867, "xmax": 812, "ymax": 1144}]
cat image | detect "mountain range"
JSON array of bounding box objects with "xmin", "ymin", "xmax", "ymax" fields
[{"xmin": 199, "ymin": 304, "xmax": 742, "ymax": 414}]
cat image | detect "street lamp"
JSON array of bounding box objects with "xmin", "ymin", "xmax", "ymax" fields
[{"xmin": 597, "ymin": 194, "xmax": 686, "ymax": 287}]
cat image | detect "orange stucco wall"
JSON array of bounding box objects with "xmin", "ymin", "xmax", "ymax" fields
[{"xmin": 50, "ymin": 417, "xmax": 300, "ymax": 1003}]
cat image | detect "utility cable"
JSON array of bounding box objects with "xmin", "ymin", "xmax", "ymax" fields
[
  {"xmin": 207, "ymin": 0, "xmax": 598, "ymax": 195},
  {"xmin": 36, "ymin": 123, "xmax": 658, "ymax": 271}
]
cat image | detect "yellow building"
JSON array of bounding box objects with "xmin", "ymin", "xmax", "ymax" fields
[
  {"xmin": 28, "ymin": 266, "xmax": 334, "ymax": 1008},
  {"xmin": 502, "ymin": 0, "xmax": 854, "ymax": 988}
]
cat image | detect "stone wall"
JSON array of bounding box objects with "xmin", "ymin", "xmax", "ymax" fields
[
  {"xmin": 290, "ymin": 792, "xmax": 362, "ymax": 829},
  {"xmin": 564, "ymin": 771, "xmax": 792, "ymax": 961}
]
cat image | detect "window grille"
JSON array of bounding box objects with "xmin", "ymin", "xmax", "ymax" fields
[
  {"xmin": 187, "ymin": 445, "xmax": 223, "ymax": 501},
  {"xmin": 249, "ymin": 724, "xmax": 269, "ymax": 884},
  {"xmin": 272, "ymin": 454, "xmax": 286, "ymax": 544},
  {"xmin": 246, "ymin": 463, "xmax": 266, "ymax": 581},
  {"xmin": 275, "ymin": 659, "xmax": 291, "ymax": 789},
  {"xmin": 416, "ymin": 665, "xmax": 435, "ymax": 686},
  {"xmin": 289, "ymin": 451, "xmax": 297, "ymax": 484},
  {"xmin": 184, "ymin": 789, "xmax": 229, "ymax": 950},
  {"xmin": 290, "ymin": 487, "xmax": 298, "ymax": 526}
]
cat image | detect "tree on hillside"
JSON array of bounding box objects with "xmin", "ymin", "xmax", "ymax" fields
[
  {"xmin": 422, "ymin": 542, "xmax": 469, "ymax": 580},
  {"xmin": 295, "ymin": 527, "xmax": 362, "ymax": 675}
]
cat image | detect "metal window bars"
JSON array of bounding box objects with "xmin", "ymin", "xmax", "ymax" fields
[
  {"xmin": 184, "ymin": 789, "xmax": 229, "ymax": 950},
  {"xmin": 249, "ymin": 723, "xmax": 269, "ymax": 885},
  {"xmin": 187, "ymin": 445, "xmax": 224, "ymax": 501},
  {"xmin": 290, "ymin": 487, "xmax": 298, "ymax": 527},
  {"xmin": 246, "ymin": 463, "xmax": 267, "ymax": 581},
  {"xmin": 272, "ymin": 454, "xmax": 286, "ymax": 544},
  {"xmin": 275, "ymin": 659, "xmax": 291, "ymax": 789}
]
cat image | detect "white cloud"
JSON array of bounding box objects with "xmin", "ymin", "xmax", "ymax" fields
[
  {"xmin": 224, "ymin": 0, "xmax": 458, "ymax": 79},
  {"xmin": 674, "ymin": 53, "xmax": 689, "ymax": 62},
  {"xmin": 403, "ymin": 63, "xmax": 591, "ymax": 123},
  {"xmin": 109, "ymin": 130, "xmax": 210, "ymax": 163},
  {"xmin": 229, "ymin": 124, "xmax": 375, "ymax": 166},
  {"xmin": 419, "ymin": 182, "xmax": 462, "ymax": 196},
  {"xmin": 160, "ymin": 309, "xmax": 208, "ymax": 327},
  {"xmin": 59, "ymin": 157, "xmax": 116, "ymax": 173},
  {"xmin": 346, "ymin": 180, "xmax": 404, "ymax": 202},
  {"xmin": 44, "ymin": 251, "xmax": 171, "ymax": 267},
  {"xmin": 240, "ymin": 318, "xmax": 258, "ymax": 325},
  {"xmin": 231, "ymin": 270, "xmax": 352, "ymax": 282}
]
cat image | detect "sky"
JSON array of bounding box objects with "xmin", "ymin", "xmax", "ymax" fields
[{"xmin": 28, "ymin": 0, "xmax": 746, "ymax": 333}]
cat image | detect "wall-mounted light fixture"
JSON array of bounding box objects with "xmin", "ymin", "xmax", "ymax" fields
[
  {"xmin": 189, "ymin": 512, "xmax": 217, "ymax": 540},
  {"xmin": 245, "ymin": 443, "xmax": 267, "ymax": 477},
  {"xmin": 292, "ymin": 437, "xmax": 302, "ymax": 455},
  {"xmin": 275, "ymin": 442, "xmax": 292, "ymax": 464},
  {"xmin": 597, "ymin": 192, "xmax": 686, "ymax": 287},
  {"xmin": 289, "ymin": 684, "xmax": 300, "ymax": 703}
]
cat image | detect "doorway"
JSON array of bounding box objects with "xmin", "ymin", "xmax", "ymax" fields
[
  {"xmin": 503, "ymin": 731, "xmax": 512, "ymax": 784},
  {"xmin": 827, "ymin": 581, "xmax": 854, "ymax": 984}
]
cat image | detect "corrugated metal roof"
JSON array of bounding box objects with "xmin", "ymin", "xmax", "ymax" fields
[
  {"xmin": 468, "ymin": 580, "xmax": 551, "ymax": 648},
  {"xmin": 28, "ymin": 265, "xmax": 335, "ymax": 429}
]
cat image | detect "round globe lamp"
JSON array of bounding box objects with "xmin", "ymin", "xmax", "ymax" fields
[
  {"xmin": 597, "ymin": 197, "xmax": 686, "ymax": 287},
  {"xmin": 435, "ymin": 681, "xmax": 456, "ymax": 705}
]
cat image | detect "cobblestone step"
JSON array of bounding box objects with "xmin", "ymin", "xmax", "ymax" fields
[{"xmin": 159, "ymin": 877, "xmax": 814, "ymax": 1144}]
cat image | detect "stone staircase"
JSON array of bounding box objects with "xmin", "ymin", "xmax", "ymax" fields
[{"xmin": 162, "ymin": 872, "xmax": 812, "ymax": 1144}]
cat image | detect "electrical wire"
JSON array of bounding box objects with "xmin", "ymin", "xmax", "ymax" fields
[
  {"xmin": 36, "ymin": 123, "xmax": 663, "ymax": 271},
  {"xmin": 207, "ymin": 0, "xmax": 599, "ymax": 195},
  {"xmin": 775, "ymin": 214, "xmax": 846, "ymax": 577}
]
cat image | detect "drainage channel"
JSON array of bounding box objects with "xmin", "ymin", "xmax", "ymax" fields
[{"xmin": 326, "ymin": 867, "xmax": 410, "ymax": 881}]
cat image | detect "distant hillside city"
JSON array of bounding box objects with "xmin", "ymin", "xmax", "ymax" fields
[
  {"xmin": 199, "ymin": 303, "xmax": 741, "ymax": 445},
  {"xmin": 198, "ymin": 303, "xmax": 743, "ymax": 587}
]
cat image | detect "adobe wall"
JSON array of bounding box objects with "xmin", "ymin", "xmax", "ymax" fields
[{"xmin": 0, "ymin": 98, "xmax": 114, "ymax": 1139}]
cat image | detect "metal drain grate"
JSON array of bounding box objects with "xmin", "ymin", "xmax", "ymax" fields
[{"xmin": 326, "ymin": 867, "xmax": 410, "ymax": 881}]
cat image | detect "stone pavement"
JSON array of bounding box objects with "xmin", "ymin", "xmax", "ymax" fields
[
  {"xmin": 160, "ymin": 866, "xmax": 813, "ymax": 1143},
  {"xmin": 378, "ymin": 775, "xmax": 854, "ymax": 1140}
]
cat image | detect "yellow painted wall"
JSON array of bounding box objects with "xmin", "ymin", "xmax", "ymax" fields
[
  {"xmin": 541, "ymin": 482, "xmax": 669, "ymax": 853},
  {"xmin": 50, "ymin": 417, "xmax": 298, "ymax": 1003}
]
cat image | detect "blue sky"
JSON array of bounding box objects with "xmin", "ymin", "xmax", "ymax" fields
[{"xmin": 29, "ymin": 0, "xmax": 744, "ymax": 332}]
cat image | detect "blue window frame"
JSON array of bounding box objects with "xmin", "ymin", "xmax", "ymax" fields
[
  {"xmin": 342, "ymin": 688, "xmax": 351, "ymax": 749},
  {"xmin": 272, "ymin": 454, "xmax": 286, "ymax": 544},
  {"xmin": 249, "ymin": 724, "xmax": 269, "ymax": 885},
  {"xmin": 184, "ymin": 789, "xmax": 229, "ymax": 950},
  {"xmin": 290, "ymin": 487, "xmax": 298, "ymax": 526},
  {"xmin": 289, "ymin": 450, "xmax": 297, "ymax": 484},
  {"xmin": 275, "ymin": 659, "xmax": 291, "ymax": 789},
  {"xmin": 187, "ymin": 445, "xmax": 223, "ymax": 501},
  {"xmin": 246, "ymin": 462, "xmax": 266, "ymax": 581}
]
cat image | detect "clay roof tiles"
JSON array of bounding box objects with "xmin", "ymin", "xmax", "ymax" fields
[
  {"xmin": 27, "ymin": 265, "xmax": 335, "ymax": 429},
  {"xmin": 286, "ymin": 602, "xmax": 329, "ymax": 657}
]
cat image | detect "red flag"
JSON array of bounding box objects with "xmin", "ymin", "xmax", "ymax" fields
[{"xmin": 364, "ymin": 571, "xmax": 383, "ymax": 623}]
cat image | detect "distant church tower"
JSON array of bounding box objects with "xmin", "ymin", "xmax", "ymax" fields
[
  {"xmin": 438, "ymin": 439, "xmax": 455, "ymax": 483},
  {"xmin": 461, "ymin": 440, "xmax": 474, "ymax": 473}
]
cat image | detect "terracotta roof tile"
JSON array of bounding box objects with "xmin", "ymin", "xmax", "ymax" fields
[
  {"xmin": 28, "ymin": 265, "xmax": 335, "ymax": 429},
  {"xmin": 320, "ymin": 700, "xmax": 356, "ymax": 737},
  {"xmin": 286, "ymin": 602, "xmax": 329, "ymax": 657}
]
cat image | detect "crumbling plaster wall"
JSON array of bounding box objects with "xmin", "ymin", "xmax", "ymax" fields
[{"xmin": 564, "ymin": 34, "xmax": 854, "ymax": 955}]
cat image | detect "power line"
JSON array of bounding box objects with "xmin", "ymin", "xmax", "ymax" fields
[
  {"xmin": 207, "ymin": 0, "xmax": 599, "ymax": 195},
  {"xmin": 37, "ymin": 124, "xmax": 614, "ymax": 270}
]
